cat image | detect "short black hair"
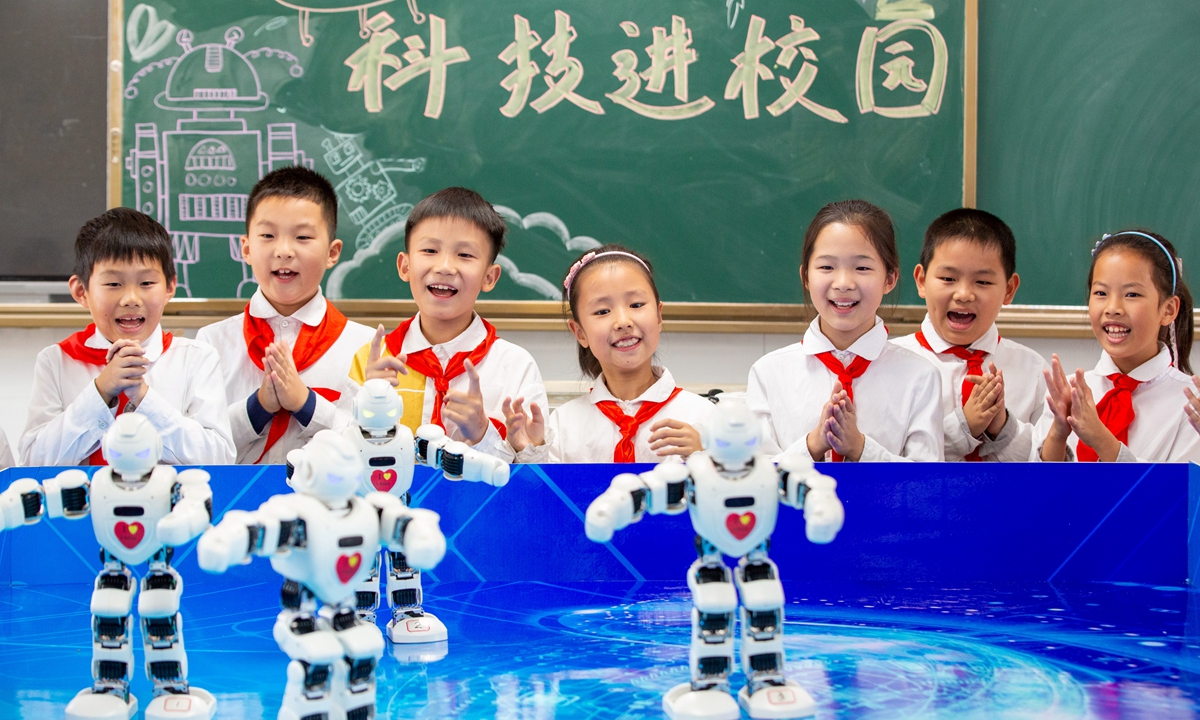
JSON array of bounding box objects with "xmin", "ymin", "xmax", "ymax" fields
[
  {"xmin": 73, "ymin": 207, "xmax": 176, "ymax": 286},
  {"xmin": 246, "ymin": 165, "xmax": 338, "ymax": 239},
  {"xmin": 920, "ymin": 208, "xmax": 1017, "ymax": 278},
  {"xmin": 404, "ymin": 187, "xmax": 507, "ymax": 262}
]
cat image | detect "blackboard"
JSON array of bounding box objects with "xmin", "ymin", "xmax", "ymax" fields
[{"xmin": 113, "ymin": 0, "xmax": 970, "ymax": 302}]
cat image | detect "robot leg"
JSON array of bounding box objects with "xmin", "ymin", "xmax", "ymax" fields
[
  {"xmin": 733, "ymin": 549, "xmax": 814, "ymax": 719},
  {"xmin": 662, "ymin": 539, "xmax": 739, "ymax": 720},
  {"xmin": 138, "ymin": 550, "xmax": 216, "ymax": 720},
  {"xmin": 65, "ymin": 554, "xmax": 137, "ymax": 720},
  {"xmin": 274, "ymin": 582, "xmax": 343, "ymax": 720},
  {"xmin": 355, "ymin": 551, "xmax": 382, "ymax": 624},
  {"xmin": 325, "ymin": 603, "xmax": 385, "ymax": 720},
  {"xmin": 384, "ymin": 549, "xmax": 447, "ymax": 644}
]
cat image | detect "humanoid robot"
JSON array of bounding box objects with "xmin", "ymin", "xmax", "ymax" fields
[
  {"xmin": 198, "ymin": 429, "xmax": 445, "ymax": 720},
  {"xmin": 0, "ymin": 414, "xmax": 216, "ymax": 720},
  {"xmin": 343, "ymin": 378, "xmax": 508, "ymax": 645},
  {"xmin": 585, "ymin": 399, "xmax": 845, "ymax": 720}
]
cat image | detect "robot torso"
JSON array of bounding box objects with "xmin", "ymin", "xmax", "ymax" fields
[
  {"xmin": 270, "ymin": 493, "xmax": 380, "ymax": 606},
  {"xmin": 685, "ymin": 453, "xmax": 778, "ymax": 558},
  {"xmin": 89, "ymin": 465, "xmax": 177, "ymax": 565},
  {"xmin": 341, "ymin": 424, "xmax": 415, "ymax": 500}
]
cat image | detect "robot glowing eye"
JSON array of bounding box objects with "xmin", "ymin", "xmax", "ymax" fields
[
  {"xmin": 362, "ymin": 410, "xmax": 376, "ymax": 418},
  {"xmin": 136, "ymin": 449, "xmax": 150, "ymax": 458},
  {"xmin": 109, "ymin": 450, "xmax": 123, "ymax": 458},
  {"xmin": 387, "ymin": 409, "xmax": 397, "ymax": 417},
  {"xmin": 715, "ymin": 439, "xmax": 729, "ymax": 448},
  {"xmin": 327, "ymin": 474, "xmax": 343, "ymax": 484},
  {"xmin": 745, "ymin": 438, "xmax": 757, "ymax": 447}
]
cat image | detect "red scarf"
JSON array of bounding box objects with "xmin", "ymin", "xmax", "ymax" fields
[
  {"xmin": 594, "ymin": 386, "xmax": 682, "ymax": 462},
  {"xmin": 916, "ymin": 330, "xmax": 990, "ymax": 461},
  {"xmin": 243, "ymin": 303, "xmax": 347, "ymax": 463},
  {"xmin": 1077, "ymin": 374, "xmax": 1141, "ymax": 462},
  {"xmin": 385, "ymin": 316, "xmax": 505, "ymax": 437},
  {"xmin": 58, "ymin": 324, "xmax": 173, "ymax": 465},
  {"xmin": 814, "ymin": 351, "xmax": 871, "ymax": 462}
]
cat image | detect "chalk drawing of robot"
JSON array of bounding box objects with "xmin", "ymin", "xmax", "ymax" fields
[
  {"xmin": 274, "ymin": 0, "xmax": 427, "ymax": 47},
  {"xmin": 124, "ymin": 27, "xmax": 312, "ymax": 298}
]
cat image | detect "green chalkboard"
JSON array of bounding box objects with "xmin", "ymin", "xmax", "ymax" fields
[{"xmin": 118, "ymin": 0, "xmax": 968, "ymax": 302}]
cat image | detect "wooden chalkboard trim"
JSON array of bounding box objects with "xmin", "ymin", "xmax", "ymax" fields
[
  {"xmin": 106, "ymin": 0, "xmax": 124, "ymax": 209},
  {"xmin": 963, "ymin": 0, "xmax": 979, "ymax": 206},
  {"xmin": 0, "ymin": 301, "xmax": 1183, "ymax": 340}
]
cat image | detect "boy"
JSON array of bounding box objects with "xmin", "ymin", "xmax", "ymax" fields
[
  {"xmin": 893, "ymin": 208, "xmax": 1048, "ymax": 461},
  {"xmin": 196, "ymin": 166, "xmax": 375, "ymax": 463},
  {"xmin": 350, "ymin": 187, "xmax": 546, "ymax": 462},
  {"xmin": 21, "ymin": 208, "xmax": 234, "ymax": 465}
]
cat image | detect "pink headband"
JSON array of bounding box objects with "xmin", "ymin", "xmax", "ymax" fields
[{"xmin": 562, "ymin": 251, "xmax": 651, "ymax": 294}]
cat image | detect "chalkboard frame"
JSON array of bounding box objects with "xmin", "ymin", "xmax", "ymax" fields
[{"xmin": 104, "ymin": 0, "xmax": 980, "ymax": 315}]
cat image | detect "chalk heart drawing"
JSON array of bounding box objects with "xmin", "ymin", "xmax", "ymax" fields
[{"xmin": 127, "ymin": 4, "xmax": 178, "ymax": 62}]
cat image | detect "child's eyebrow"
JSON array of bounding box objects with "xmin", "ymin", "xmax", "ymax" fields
[{"xmin": 937, "ymin": 264, "xmax": 999, "ymax": 276}]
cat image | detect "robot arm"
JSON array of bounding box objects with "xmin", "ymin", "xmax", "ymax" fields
[
  {"xmin": 0, "ymin": 478, "xmax": 46, "ymax": 530},
  {"xmin": 366, "ymin": 492, "xmax": 446, "ymax": 570},
  {"xmin": 584, "ymin": 462, "xmax": 690, "ymax": 543},
  {"xmin": 777, "ymin": 453, "xmax": 845, "ymax": 544},
  {"xmin": 416, "ymin": 424, "xmax": 510, "ymax": 487},
  {"xmin": 40, "ymin": 469, "xmax": 90, "ymax": 520},
  {"xmin": 156, "ymin": 468, "xmax": 214, "ymax": 547},
  {"xmin": 198, "ymin": 496, "xmax": 302, "ymax": 574}
]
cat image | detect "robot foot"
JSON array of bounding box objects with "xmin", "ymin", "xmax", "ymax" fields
[
  {"xmin": 64, "ymin": 689, "xmax": 138, "ymax": 720},
  {"xmin": 663, "ymin": 683, "xmax": 739, "ymax": 720},
  {"xmin": 144, "ymin": 688, "xmax": 216, "ymax": 720},
  {"xmin": 387, "ymin": 612, "xmax": 447, "ymax": 644},
  {"xmin": 390, "ymin": 639, "xmax": 449, "ymax": 664},
  {"xmin": 737, "ymin": 679, "xmax": 815, "ymax": 719}
]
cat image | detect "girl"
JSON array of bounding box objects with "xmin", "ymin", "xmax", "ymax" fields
[
  {"xmin": 504, "ymin": 245, "xmax": 715, "ymax": 462},
  {"xmin": 747, "ymin": 199, "xmax": 943, "ymax": 461},
  {"xmin": 1037, "ymin": 231, "xmax": 1200, "ymax": 462}
]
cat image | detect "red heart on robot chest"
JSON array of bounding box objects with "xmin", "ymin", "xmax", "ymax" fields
[
  {"xmin": 371, "ymin": 468, "xmax": 398, "ymax": 492},
  {"xmin": 114, "ymin": 522, "xmax": 144, "ymax": 549},
  {"xmin": 336, "ymin": 553, "xmax": 362, "ymax": 583},
  {"xmin": 725, "ymin": 512, "xmax": 756, "ymax": 540}
]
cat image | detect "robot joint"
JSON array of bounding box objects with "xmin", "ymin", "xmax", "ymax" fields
[
  {"xmin": 746, "ymin": 609, "xmax": 780, "ymax": 638},
  {"xmin": 630, "ymin": 488, "xmax": 646, "ymax": 515},
  {"xmin": 290, "ymin": 615, "xmax": 317, "ymax": 635},
  {"xmin": 148, "ymin": 660, "xmax": 183, "ymax": 683},
  {"xmin": 144, "ymin": 573, "xmax": 177, "ymax": 591},
  {"xmin": 698, "ymin": 611, "xmax": 733, "ymax": 641},
  {"xmin": 345, "ymin": 656, "xmax": 375, "ymax": 687},
  {"xmin": 742, "ymin": 562, "xmax": 775, "ymax": 583},
  {"xmin": 281, "ymin": 580, "xmax": 304, "ymax": 610},
  {"xmin": 439, "ymin": 449, "xmax": 464, "ymax": 478},
  {"xmin": 747, "ymin": 652, "xmax": 781, "ymax": 675},
  {"xmin": 97, "ymin": 660, "xmax": 129, "ymax": 681},
  {"xmin": 98, "ymin": 573, "xmax": 131, "ymax": 591},
  {"xmin": 697, "ymin": 656, "xmax": 731, "ymax": 678},
  {"xmin": 346, "ymin": 706, "xmax": 374, "ymax": 720},
  {"xmin": 62, "ymin": 486, "xmax": 88, "ymax": 513},
  {"xmin": 93, "ymin": 616, "xmax": 129, "ymax": 646},
  {"xmin": 390, "ymin": 552, "xmax": 413, "ymax": 575},
  {"xmin": 204, "ymin": 496, "xmax": 213, "ymax": 521},
  {"xmin": 299, "ymin": 660, "xmax": 332, "ymax": 695},
  {"xmin": 666, "ymin": 481, "xmax": 686, "ymax": 507},
  {"xmin": 695, "ymin": 565, "xmax": 729, "ymax": 584},
  {"xmin": 143, "ymin": 616, "xmax": 178, "ymax": 647},
  {"xmin": 391, "ymin": 588, "xmax": 420, "ymax": 607},
  {"xmin": 415, "ymin": 438, "xmax": 430, "ymax": 464},
  {"xmin": 331, "ymin": 609, "xmax": 358, "ymax": 632},
  {"xmin": 355, "ymin": 591, "xmax": 379, "ymax": 611},
  {"xmin": 20, "ymin": 491, "xmax": 41, "ymax": 519}
]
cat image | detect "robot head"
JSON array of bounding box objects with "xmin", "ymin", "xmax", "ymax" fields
[
  {"xmin": 354, "ymin": 379, "xmax": 403, "ymax": 433},
  {"xmin": 288, "ymin": 430, "xmax": 364, "ymax": 503},
  {"xmin": 102, "ymin": 413, "xmax": 163, "ymax": 479},
  {"xmin": 701, "ymin": 398, "xmax": 761, "ymax": 469}
]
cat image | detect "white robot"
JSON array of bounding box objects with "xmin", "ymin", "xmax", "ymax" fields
[
  {"xmin": 197, "ymin": 430, "xmax": 446, "ymax": 720},
  {"xmin": 585, "ymin": 399, "xmax": 845, "ymax": 720},
  {"xmin": 0, "ymin": 414, "xmax": 216, "ymax": 720},
  {"xmin": 342, "ymin": 378, "xmax": 509, "ymax": 646}
]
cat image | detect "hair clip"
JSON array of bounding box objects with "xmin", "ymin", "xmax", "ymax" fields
[{"xmin": 1097, "ymin": 231, "xmax": 1177, "ymax": 295}]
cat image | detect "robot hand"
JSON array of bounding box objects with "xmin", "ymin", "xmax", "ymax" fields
[
  {"xmin": 777, "ymin": 452, "xmax": 817, "ymax": 508},
  {"xmin": 584, "ymin": 474, "xmax": 645, "ymax": 543},
  {"xmin": 0, "ymin": 478, "xmax": 43, "ymax": 530},
  {"xmin": 41, "ymin": 469, "xmax": 90, "ymax": 519},
  {"xmin": 197, "ymin": 510, "xmax": 256, "ymax": 574},
  {"xmin": 368, "ymin": 493, "xmax": 446, "ymax": 569},
  {"xmin": 802, "ymin": 474, "xmax": 844, "ymax": 545},
  {"xmin": 439, "ymin": 440, "xmax": 511, "ymax": 487},
  {"xmin": 640, "ymin": 461, "xmax": 689, "ymax": 515},
  {"xmin": 156, "ymin": 469, "xmax": 213, "ymax": 546},
  {"xmin": 415, "ymin": 424, "xmax": 450, "ymax": 467}
]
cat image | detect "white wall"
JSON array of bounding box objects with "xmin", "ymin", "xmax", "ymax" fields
[{"xmin": 1, "ymin": 324, "xmax": 1176, "ymax": 460}]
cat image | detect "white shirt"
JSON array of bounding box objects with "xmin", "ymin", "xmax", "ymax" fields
[
  {"xmin": 389, "ymin": 313, "xmax": 547, "ymax": 463},
  {"xmin": 516, "ymin": 368, "xmax": 715, "ymax": 463},
  {"xmin": 747, "ymin": 317, "xmax": 944, "ymax": 461},
  {"xmin": 893, "ymin": 316, "xmax": 1048, "ymax": 461},
  {"xmin": 20, "ymin": 326, "xmax": 235, "ymax": 466},
  {"xmin": 0, "ymin": 429, "xmax": 15, "ymax": 470},
  {"xmin": 195, "ymin": 289, "xmax": 375, "ymax": 464},
  {"xmin": 1032, "ymin": 346, "xmax": 1200, "ymax": 463}
]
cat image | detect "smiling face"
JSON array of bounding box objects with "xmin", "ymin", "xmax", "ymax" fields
[
  {"xmin": 241, "ymin": 196, "xmax": 342, "ymax": 317},
  {"xmin": 399, "ymin": 216, "xmax": 501, "ymax": 343},
  {"xmin": 915, "ymin": 238, "xmax": 1020, "ymax": 346},
  {"xmin": 568, "ymin": 261, "xmax": 663, "ymax": 380},
  {"xmin": 803, "ymin": 222, "xmax": 898, "ymax": 351},
  {"xmin": 68, "ymin": 257, "xmax": 176, "ymax": 343},
  {"xmin": 1089, "ymin": 249, "xmax": 1179, "ymax": 374}
]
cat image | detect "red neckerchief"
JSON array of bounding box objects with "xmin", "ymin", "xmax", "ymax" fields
[
  {"xmin": 1077, "ymin": 374, "xmax": 1141, "ymax": 462},
  {"xmin": 59, "ymin": 324, "xmax": 174, "ymax": 465},
  {"xmin": 594, "ymin": 386, "xmax": 683, "ymax": 462},
  {"xmin": 814, "ymin": 351, "xmax": 871, "ymax": 462},
  {"xmin": 916, "ymin": 330, "xmax": 992, "ymax": 461},
  {"xmin": 385, "ymin": 316, "xmax": 505, "ymax": 437},
  {"xmin": 242, "ymin": 303, "xmax": 348, "ymax": 463}
]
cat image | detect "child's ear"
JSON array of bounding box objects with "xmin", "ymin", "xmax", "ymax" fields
[
  {"xmin": 883, "ymin": 269, "xmax": 899, "ymax": 295},
  {"xmin": 1003, "ymin": 272, "xmax": 1021, "ymax": 304},
  {"xmin": 1161, "ymin": 294, "xmax": 1181, "ymax": 326},
  {"xmin": 164, "ymin": 276, "xmax": 177, "ymax": 301},
  {"xmin": 396, "ymin": 252, "xmax": 411, "ymax": 282},
  {"xmin": 567, "ymin": 318, "xmax": 589, "ymax": 349},
  {"xmin": 326, "ymin": 238, "xmax": 343, "ymax": 268},
  {"xmin": 239, "ymin": 234, "xmax": 251, "ymax": 262},
  {"xmin": 656, "ymin": 300, "xmax": 664, "ymax": 324},
  {"xmin": 481, "ymin": 262, "xmax": 502, "ymax": 293},
  {"xmin": 913, "ymin": 264, "xmax": 927, "ymax": 298},
  {"xmin": 67, "ymin": 275, "xmax": 89, "ymax": 310}
]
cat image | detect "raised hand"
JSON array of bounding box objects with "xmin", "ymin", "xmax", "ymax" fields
[
  {"xmin": 1040, "ymin": 354, "xmax": 1075, "ymax": 461},
  {"xmin": 984, "ymin": 364, "xmax": 1009, "ymax": 437},
  {"xmin": 442, "ymin": 359, "xmax": 488, "ymax": 445},
  {"xmin": 805, "ymin": 382, "xmax": 839, "ymax": 461},
  {"xmin": 1067, "ymin": 368, "xmax": 1120, "ymax": 461},
  {"xmin": 265, "ymin": 341, "xmax": 309, "ymax": 413},
  {"xmin": 502, "ymin": 396, "xmax": 545, "ymax": 452},
  {"xmin": 365, "ymin": 324, "xmax": 408, "ymax": 386},
  {"xmin": 963, "ymin": 369, "xmax": 1003, "ymax": 437},
  {"xmin": 648, "ymin": 418, "xmax": 703, "ymax": 457},
  {"xmin": 95, "ymin": 339, "xmax": 148, "ymax": 405},
  {"xmin": 826, "ymin": 390, "xmax": 865, "ymax": 462},
  {"xmin": 1185, "ymin": 376, "xmax": 1200, "ymax": 435}
]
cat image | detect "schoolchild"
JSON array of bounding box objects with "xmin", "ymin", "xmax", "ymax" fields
[
  {"xmin": 350, "ymin": 187, "xmax": 546, "ymax": 462},
  {"xmin": 1036, "ymin": 231, "xmax": 1200, "ymax": 462},
  {"xmin": 504, "ymin": 245, "xmax": 714, "ymax": 462},
  {"xmin": 893, "ymin": 209, "xmax": 1048, "ymax": 461},
  {"xmin": 21, "ymin": 208, "xmax": 234, "ymax": 465},
  {"xmin": 196, "ymin": 167, "xmax": 374, "ymax": 464},
  {"xmin": 747, "ymin": 199, "xmax": 943, "ymax": 461}
]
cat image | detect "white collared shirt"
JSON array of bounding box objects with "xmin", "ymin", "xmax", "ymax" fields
[
  {"xmin": 746, "ymin": 317, "xmax": 944, "ymax": 461},
  {"xmin": 893, "ymin": 316, "xmax": 1048, "ymax": 461},
  {"xmin": 20, "ymin": 326, "xmax": 235, "ymax": 466},
  {"xmin": 1032, "ymin": 346, "xmax": 1200, "ymax": 462},
  {"xmin": 516, "ymin": 367, "xmax": 715, "ymax": 463},
  {"xmin": 195, "ymin": 289, "xmax": 375, "ymax": 464},
  {"xmin": 0, "ymin": 429, "xmax": 15, "ymax": 470}
]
